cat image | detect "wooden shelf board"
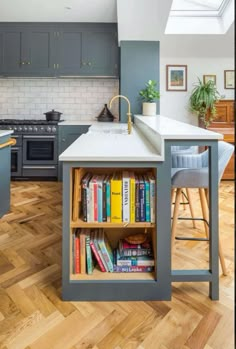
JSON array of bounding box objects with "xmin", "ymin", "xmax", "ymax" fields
[
  {"xmin": 70, "ymin": 269, "xmax": 156, "ymax": 281},
  {"xmin": 70, "ymin": 219, "xmax": 155, "ymax": 228}
]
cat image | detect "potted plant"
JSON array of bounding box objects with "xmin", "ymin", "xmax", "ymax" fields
[
  {"xmin": 139, "ymin": 80, "xmax": 160, "ymax": 116},
  {"xmin": 189, "ymin": 78, "xmax": 220, "ymax": 127}
]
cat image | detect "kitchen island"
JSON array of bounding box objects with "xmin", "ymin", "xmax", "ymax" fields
[
  {"xmin": 0, "ymin": 130, "xmax": 14, "ymax": 218},
  {"xmin": 59, "ymin": 115, "xmax": 223, "ymax": 301}
]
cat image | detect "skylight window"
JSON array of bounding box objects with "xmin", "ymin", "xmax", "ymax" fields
[
  {"xmin": 170, "ymin": 0, "xmax": 231, "ymax": 17},
  {"xmin": 165, "ymin": 0, "xmax": 234, "ymax": 34}
]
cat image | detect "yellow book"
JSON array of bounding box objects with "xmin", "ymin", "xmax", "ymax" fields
[
  {"xmin": 111, "ymin": 172, "xmax": 122, "ymax": 223},
  {"xmin": 129, "ymin": 171, "xmax": 135, "ymax": 223}
]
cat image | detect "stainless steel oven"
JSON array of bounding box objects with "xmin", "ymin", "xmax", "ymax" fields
[{"xmin": 0, "ymin": 119, "xmax": 60, "ymax": 180}]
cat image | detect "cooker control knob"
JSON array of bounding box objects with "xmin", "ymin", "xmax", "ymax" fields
[
  {"xmin": 18, "ymin": 127, "xmax": 22, "ymax": 131},
  {"xmin": 52, "ymin": 127, "xmax": 57, "ymax": 133},
  {"xmin": 28, "ymin": 126, "xmax": 33, "ymax": 132},
  {"xmin": 14, "ymin": 126, "xmax": 18, "ymax": 131},
  {"xmin": 40, "ymin": 126, "xmax": 44, "ymax": 132},
  {"xmin": 47, "ymin": 126, "xmax": 52, "ymax": 132},
  {"xmin": 24, "ymin": 126, "xmax": 28, "ymax": 132},
  {"xmin": 33, "ymin": 126, "xmax": 38, "ymax": 132}
]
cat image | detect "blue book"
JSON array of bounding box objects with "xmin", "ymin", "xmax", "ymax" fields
[
  {"xmin": 138, "ymin": 175, "xmax": 146, "ymax": 222},
  {"xmin": 144, "ymin": 174, "xmax": 150, "ymax": 222},
  {"xmin": 97, "ymin": 175, "xmax": 104, "ymax": 223}
]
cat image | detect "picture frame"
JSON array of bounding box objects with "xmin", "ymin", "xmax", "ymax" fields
[
  {"xmin": 166, "ymin": 65, "xmax": 187, "ymax": 91},
  {"xmin": 224, "ymin": 70, "xmax": 234, "ymax": 89},
  {"xmin": 203, "ymin": 74, "xmax": 216, "ymax": 85}
]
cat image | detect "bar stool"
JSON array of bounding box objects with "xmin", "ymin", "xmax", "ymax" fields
[{"xmin": 171, "ymin": 141, "xmax": 234, "ymax": 275}]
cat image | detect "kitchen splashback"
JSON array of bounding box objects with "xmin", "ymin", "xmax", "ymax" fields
[{"xmin": 0, "ymin": 78, "xmax": 119, "ymax": 121}]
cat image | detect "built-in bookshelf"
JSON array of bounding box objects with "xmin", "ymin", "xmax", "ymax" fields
[{"xmin": 69, "ymin": 167, "xmax": 157, "ymax": 282}]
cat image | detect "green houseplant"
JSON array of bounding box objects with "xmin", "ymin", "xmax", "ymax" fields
[
  {"xmin": 139, "ymin": 80, "xmax": 160, "ymax": 116},
  {"xmin": 189, "ymin": 78, "xmax": 220, "ymax": 127}
]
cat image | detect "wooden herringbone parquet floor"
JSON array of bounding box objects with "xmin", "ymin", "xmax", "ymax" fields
[{"xmin": 0, "ymin": 181, "xmax": 234, "ymax": 349}]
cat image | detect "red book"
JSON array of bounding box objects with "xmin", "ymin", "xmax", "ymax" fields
[
  {"xmin": 89, "ymin": 231, "xmax": 106, "ymax": 272},
  {"xmin": 75, "ymin": 235, "xmax": 80, "ymax": 274}
]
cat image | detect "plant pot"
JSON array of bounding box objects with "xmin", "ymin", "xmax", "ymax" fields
[{"xmin": 142, "ymin": 102, "xmax": 156, "ymax": 116}]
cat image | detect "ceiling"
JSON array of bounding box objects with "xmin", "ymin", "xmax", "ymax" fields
[{"xmin": 0, "ymin": 0, "xmax": 117, "ymax": 22}]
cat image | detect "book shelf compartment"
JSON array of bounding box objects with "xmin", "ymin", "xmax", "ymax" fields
[{"xmin": 69, "ymin": 167, "xmax": 157, "ymax": 281}]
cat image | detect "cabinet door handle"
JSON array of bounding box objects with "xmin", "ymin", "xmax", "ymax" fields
[
  {"xmin": 54, "ymin": 63, "xmax": 56, "ymax": 69},
  {"xmin": 57, "ymin": 63, "xmax": 59, "ymax": 69},
  {"xmin": 27, "ymin": 61, "xmax": 31, "ymax": 65},
  {"xmin": 82, "ymin": 61, "xmax": 86, "ymax": 66},
  {"xmin": 21, "ymin": 61, "xmax": 25, "ymax": 65},
  {"xmin": 87, "ymin": 62, "xmax": 92, "ymax": 66},
  {"xmin": 62, "ymin": 138, "xmax": 66, "ymax": 142}
]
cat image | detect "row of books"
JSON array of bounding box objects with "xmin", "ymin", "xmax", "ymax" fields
[
  {"xmin": 72, "ymin": 229, "xmax": 154, "ymax": 274},
  {"xmin": 81, "ymin": 171, "xmax": 156, "ymax": 223}
]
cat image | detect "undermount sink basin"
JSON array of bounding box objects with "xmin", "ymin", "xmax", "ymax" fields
[{"xmin": 89, "ymin": 125, "xmax": 129, "ymax": 135}]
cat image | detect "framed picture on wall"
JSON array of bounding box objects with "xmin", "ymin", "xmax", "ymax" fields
[
  {"xmin": 203, "ymin": 74, "xmax": 216, "ymax": 85},
  {"xmin": 224, "ymin": 70, "xmax": 234, "ymax": 89},
  {"xmin": 166, "ymin": 65, "xmax": 187, "ymax": 91}
]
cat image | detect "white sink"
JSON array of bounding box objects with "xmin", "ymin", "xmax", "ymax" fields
[{"xmin": 89, "ymin": 124, "xmax": 129, "ymax": 135}]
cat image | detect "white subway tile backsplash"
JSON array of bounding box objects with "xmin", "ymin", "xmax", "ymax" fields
[{"xmin": 0, "ymin": 78, "xmax": 119, "ymax": 120}]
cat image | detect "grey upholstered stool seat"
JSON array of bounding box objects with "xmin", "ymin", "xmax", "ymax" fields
[{"xmin": 171, "ymin": 141, "xmax": 234, "ymax": 276}]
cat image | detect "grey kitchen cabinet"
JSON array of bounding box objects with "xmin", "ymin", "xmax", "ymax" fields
[
  {"xmin": 0, "ymin": 135, "xmax": 12, "ymax": 218},
  {"xmin": 58, "ymin": 125, "xmax": 90, "ymax": 180},
  {"xmin": 0, "ymin": 23, "xmax": 119, "ymax": 77},
  {"xmin": 0, "ymin": 24, "xmax": 56, "ymax": 76}
]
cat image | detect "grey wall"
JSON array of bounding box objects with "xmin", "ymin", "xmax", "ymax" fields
[{"xmin": 120, "ymin": 41, "xmax": 160, "ymax": 122}]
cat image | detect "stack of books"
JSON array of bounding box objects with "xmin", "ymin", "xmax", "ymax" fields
[
  {"xmin": 72, "ymin": 228, "xmax": 113, "ymax": 274},
  {"xmin": 80, "ymin": 171, "xmax": 156, "ymax": 223},
  {"xmin": 113, "ymin": 239, "xmax": 154, "ymax": 272}
]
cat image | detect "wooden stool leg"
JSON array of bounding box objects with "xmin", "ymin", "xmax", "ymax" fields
[
  {"xmin": 171, "ymin": 188, "xmax": 182, "ymax": 251},
  {"xmin": 199, "ymin": 188, "xmax": 209, "ymax": 238},
  {"xmin": 182, "ymin": 190, "xmax": 187, "ymax": 210},
  {"xmin": 186, "ymin": 188, "xmax": 196, "ymax": 228},
  {"xmin": 204, "ymin": 188, "xmax": 227, "ymax": 276}
]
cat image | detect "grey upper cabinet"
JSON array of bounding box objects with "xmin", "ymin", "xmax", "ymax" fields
[
  {"xmin": 0, "ymin": 24, "xmax": 56, "ymax": 76},
  {"xmin": 0, "ymin": 23, "xmax": 119, "ymax": 77}
]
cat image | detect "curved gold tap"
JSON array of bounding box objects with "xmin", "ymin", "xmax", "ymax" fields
[{"xmin": 109, "ymin": 94, "xmax": 132, "ymax": 134}]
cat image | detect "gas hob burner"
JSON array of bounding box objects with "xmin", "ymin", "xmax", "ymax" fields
[{"xmin": 0, "ymin": 119, "xmax": 63, "ymax": 125}]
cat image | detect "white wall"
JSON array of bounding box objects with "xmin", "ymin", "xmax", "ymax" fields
[
  {"xmin": 160, "ymin": 57, "xmax": 234, "ymax": 125},
  {"xmin": 0, "ymin": 78, "xmax": 119, "ymax": 120}
]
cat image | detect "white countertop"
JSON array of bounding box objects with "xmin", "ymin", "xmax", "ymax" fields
[
  {"xmin": 59, "ymin": 115, "xmax": 223, "ymax": 162},
  {"xmin": 134, "ymin": 115, "xmax": 223, "ymax": 140},
  {"xmin": 0, "ymin": 130, "xmax": 13, "ymax": 138},
  {"xmin": 59, "ymin": 120, "xmax": 97, "ymax": 126}
]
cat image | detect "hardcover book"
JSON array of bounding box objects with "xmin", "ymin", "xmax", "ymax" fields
[
  {"xmin": 138, "ymin": 174, "xmax": 146, "ymax": 222},
  {"xmin": 79, "ymin": 229, "xmax": 86, "ymax": 274},
  {"xmin": 111, "ymin": 172, "xmax": 122, "ymax": 223},
  {"xmin": 143, "ymin": 174, "xmax": 150, "ymax": 222},
  {"xmin": 89, "ymin": 230, "xmax": 106, "ymax": 272},
  {"xmin": 122, "ymin": 171, "xmax": 130, "ymax": 222},
  {"xmin": 85, "ymin": 229, "xmax": 94, "ymax": 274},
  {"xmin": 129, "ymin": 171, "xmax": 135, "ymax": 223},
  {"xmin": 134, "ymin": 174, "xmax": 140, "ymax": 222},
  {"xmin": 97, "ymin": 229, "xmax": 114, "ymax": 272},
  {"xmin": 81, "ymin": 172, "xmax": 92, "ymax": 222}
]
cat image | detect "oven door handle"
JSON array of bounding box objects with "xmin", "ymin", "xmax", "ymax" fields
[
  {"xmin": 22, "ymin": 166, "xmax": 57, "ymax": 169},
  {"xmin": 23, "ymin": 135, "xmax": 56, "ymax": 139},
  {"xmin": 11, "ymin": 147, "xmax": 20, "ymax": 150}
]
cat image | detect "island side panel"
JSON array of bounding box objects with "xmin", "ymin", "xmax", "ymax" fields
[{"xmin": 61, "ymin": 160, "xmax": 172, "ymax": 301}]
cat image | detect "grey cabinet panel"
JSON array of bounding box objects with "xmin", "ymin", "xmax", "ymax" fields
[
  {"xmin": 58, "ymin": 31, "xmax": 83, "ymax": 75},
  {"xmin": 81, "ymin": 31, "xmax": 118, "ymax": 76},
  {"xmin": 27, "ymin": 29, "xmax": 55, "ymax": 75},
  {"xmin": 0, "ymin": 136, "xmax": 11, "ymax": 218},
  {"xmin": 58, "ymin": 125, "xmax": 90, "ymax": 180},
  {"xmin": 0, "ymin": 32, "xmax": 3, "ymax": 74},
  {"xmin": 3, "ymin": 31, "xmax": 23, "ymax": 74}
]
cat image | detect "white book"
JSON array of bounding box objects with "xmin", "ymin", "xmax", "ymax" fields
[{"xmin": 122, "ymin": 171, "xmax": 130, "ymax": 222}]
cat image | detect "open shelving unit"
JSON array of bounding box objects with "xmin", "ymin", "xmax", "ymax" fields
[{"xmin": 62, "ymin": 159, "xmax": 172, "ymax": 301}]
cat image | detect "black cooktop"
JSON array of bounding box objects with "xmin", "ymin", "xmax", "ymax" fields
[{"xmin": 0, "ymin": 119, "xmax": 63, "ymax": 125}]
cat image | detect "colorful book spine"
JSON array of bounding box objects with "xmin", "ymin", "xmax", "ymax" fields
[
  {"xmin": 97, "ymin": 230, "xmax": 113, "ymax": 272},
  {"xmin": 89, "ymin": 230, "xmax": 106, "ymax": 272},
  {"xmin": 139, "ymin": 175, "xmax": 146, "ymax": 222},
  {"xmin": 79, "ymin": 229, "xmax": 86, "ymax": 274},
  {"xmin": 129, "ymin": 171, "xmax": 135, "ymax": 223},
  {"xmin": 106, "ymin": 175, "xmax": 111, "ymax": 222},
  {"xmin": 75, "ymin": 230, "xmax": 80, "ymax": 274},
  {"xmin": 81, "ymin": 172, "xmax": 92, "ymax": 222},
  {"xmin": 115, "ymin": 249, "xmax": 154, "ymax": 266},
  {"xmin": 97, "ymin": 175, "xmax": 104, "ymax": 223},
  {"xmin": 102, "ymin": 175, "xmax": 107, "ymax": 222},
  {"xmin": 134, "ymin": 174, "xmax": 140, "ymax": 222},
  {"xmin": 144, "ymin": 174, "xmax": 150, "ymax": 222},
  {"xmin": 113, "ymin": 262, "xmax": 154, "ymax": 273},
  {"xmin": 148, "ymin": 172, "xmax": 156, "ymax": 223},
  {"xmin": 88, "ymin": 176, "xmax": 94, "ymax": 222},
  {"xmin": 119, "ymin": 239, "xmax": 153, "ymax": 257},
  {"xmin": 122, "ymin": 171, "xmax": 130, "ymax": 222},
  {"xmin": 85, "ymin": 229, "xmax": 93, "ymax": 274},
  {"xmin": 94, "ymin": 229, "xmax": 108, "ymax": 271},
  {"xmin": 111, "ymin": 172, "xmax": 122, "ymax": 223},
  {"xmin": 93, "ymin": 181, "xmax": 98, "ymax": 222},
  {"xmin": 72, "ymin": 231, "xmax": 76, "ymax": 274}
]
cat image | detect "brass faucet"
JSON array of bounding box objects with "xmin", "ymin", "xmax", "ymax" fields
[{"xmin": 109, "ymin": 95, "xmax": 132, "ymax": 134}]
